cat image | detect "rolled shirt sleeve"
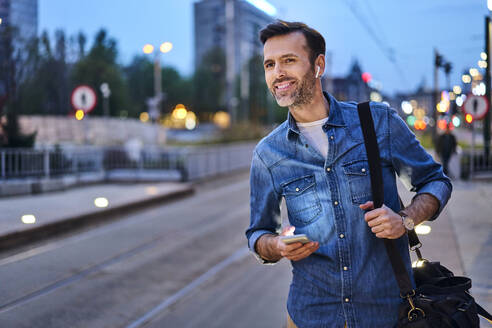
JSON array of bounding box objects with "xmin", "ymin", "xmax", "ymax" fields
[
  {"xmin": 388, "ymin": 107, "xmax": 452, "ymax": 220},
  {"xmin": 245, "ymin": 149, "xmax": 282, "ymax": 263}
]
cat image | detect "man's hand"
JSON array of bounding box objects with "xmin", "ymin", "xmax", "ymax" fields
[
  {"xmin": 359, "ymin": 201, "xmax": 406, "ymax": 239},
  {"xmin": 276, "ymin": 226, "xmax": 319, "ymax": 261}
]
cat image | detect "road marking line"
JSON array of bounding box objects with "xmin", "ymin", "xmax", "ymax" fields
[{"xmin": 126, "ymin": 246, "xmax": 250, "ymax": 328}]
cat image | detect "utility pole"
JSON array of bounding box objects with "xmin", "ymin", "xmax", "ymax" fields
[
  {"xmin": 484, "ymin": 16, "xmax": 491, "ymax": 161},
  {"xmin": 433, "ymin": 49, "xmax": 442, "ymax": 147},
  {"xmin": 225, "ymin": 0, "xmax": 237, "ymax": 124}
]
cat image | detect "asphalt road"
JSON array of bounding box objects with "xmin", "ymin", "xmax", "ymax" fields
[{"xmin": 0, "ymin": 172, "xmax": 291, "ymax": 328}]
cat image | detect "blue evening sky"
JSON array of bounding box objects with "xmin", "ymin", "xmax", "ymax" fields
[{"xmin": 39, "ymin": 0, "xmax": 487, "ymax": 95}]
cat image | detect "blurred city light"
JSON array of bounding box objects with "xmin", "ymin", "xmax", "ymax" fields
[
  {"xmin": 437, "ymin": 119, "xmax": 448, "ymax": 130},
  {"xmin": 452, "ymin": 116, "xmax": 461, "ymax": 127},
  {"xmin": 456, "ymin": 96, "xmax": 464, "ymax": 107},
  {"xmin": 21, "ymin": 214, "xmax": 36, "ymax": 224},
  {"xmin": 0, "ymin": 18, "xmax": 2, "ymax": 25},
  {"xmin": 414, "ymin": 120, "xmax": 426, "ymax": 130},
  {"xmin": 245, "ymin": 0, "xmax": 277, "ymax": 16},
  {"xmin": 465, "ymin": 114, "xmax": 473, "ymax": 124},
  {"xmin": 469, "ymin": 68, "xmax": 479, "ymax": 77},
  {"xmin": 488, "ymin": 0, "xmax": 492, "ymax": 11},
  {"xmin": 481, "ymin": 52, "xmax": 487, "ymax": 60},
  {"xmin": 172, "ymin": 104, "xmax": 188, "ymax": 120},
  {"xmin": 415, "ymin": 224, "xmax": 431, "ymax": 235},
  {"xmin": 370, "ymin": 91, "xmax": 382, "ymax": 102},
  {"xmin": 401, "ymin": 101, "xmax": 413, "ymax": 115},
  {"xmin": 94, "ymin": 197, "xmax": 109, "ymax": 208},
  {"xmin": 361, "ymin": 72, "xmax": 372, "ymax": 83},
  {"xmin": 75, "ymin": 110, "xmax": 85, "ymax": 120},
  {"xmin": 462, "ymin": 74, "xmax": 471, "ymax": 83},
  {"xmin": 185, "ymin": 111, "xmax": 197, "ymax": 130},
  {"xmin": 453, "ymin": 86, "xmax": 462, "ymax": 95},
  {"xmin": 143, "ymin": 44, "xmax": 154, "ymax": 54},
  {"xmin": 449, "ymin": 92, "xmax": 456, "ymax": 101},
  {"xmin": 478, "ymin": 60, "xmax": 487, "ymax": 69},
  {"xmin": 213, "ymin": 111, "xmax": 231, "ymax": 128},
  {"xmin": 139, "ymin": 112, "xmax": 150, "ymax": 123},
  {"xmin": 160, "ymin": 42, "xmax": 173, "ymax": 53},
  {"xmin": 146, "ymin": 186, "xmax": 158, "ymax": 195},
  {"xmin": 472, "ymin": 82, "xmax": 486, "ymax": 96},
  {"xmin": 414, "ymin": 108, "xmax": 425, "ymax": 120},
  {"xmin": 406, "ymin": 115, "xmax": 416, "ymax": 126}
]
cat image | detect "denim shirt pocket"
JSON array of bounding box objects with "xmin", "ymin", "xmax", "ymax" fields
[
  {"xmin": 342, "ymin": 160, "xmax": 372, "ymax": 205},
  {"xmin": 281, "ymin": 175, "xmax": 321, "ymax": 227}
]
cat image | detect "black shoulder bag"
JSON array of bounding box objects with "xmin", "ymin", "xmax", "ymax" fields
[{"xmin": 357, "ymin": 101, "xmax": 492, "ymax": 327}]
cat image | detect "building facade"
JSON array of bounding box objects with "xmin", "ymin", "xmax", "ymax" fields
[
  {"xmin": 0, "ymin": 0, "xmax": 38, "ymax": 96},
  {"xmin": 194, "ymin": 0, "xmax": 273, "ymax": 74}
]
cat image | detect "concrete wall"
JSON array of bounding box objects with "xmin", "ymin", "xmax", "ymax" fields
[{"xmin": 19, "ymin": 116, "xmax": 167, "ymax": 146}]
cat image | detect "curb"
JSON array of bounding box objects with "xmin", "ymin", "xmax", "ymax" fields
[{"xmin": 0, "ymin": 186, "xmax": 195, "ymax": 251}]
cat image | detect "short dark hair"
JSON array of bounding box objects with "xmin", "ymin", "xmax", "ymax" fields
[{"xmin": 259, "ymin": 20, "xmax": 326, "ymax": 66}]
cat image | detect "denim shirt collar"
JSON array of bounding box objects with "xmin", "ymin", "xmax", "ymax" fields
[{"xmin": 287, "ymin": 92, "xmax": 346, "ymax": 141}]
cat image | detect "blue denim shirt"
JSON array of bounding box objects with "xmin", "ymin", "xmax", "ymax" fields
[{"xmin": 246, "ymin": 93, "xmax": 452, "ymax": 328}]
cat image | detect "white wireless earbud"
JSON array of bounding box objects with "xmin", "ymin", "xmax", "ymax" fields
[{"xmin": 315, "ymin": 66, "xmax": 320, "ymax": 78}]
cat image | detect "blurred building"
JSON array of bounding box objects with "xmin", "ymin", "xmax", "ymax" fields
[
  {"xmin": 0, "ymin": 0, "xmax": 38, "ymax": 96},
  {"xmin": 322, "ymin": 60, "xmax": 372, "ymax": 103},
  {"xmin": 193, "ymin": 0, "xmax": 274, "ymax": 74}
]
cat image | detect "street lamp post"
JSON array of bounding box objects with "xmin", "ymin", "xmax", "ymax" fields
[
  {"xmin": 143, "ymin": 42, "xmax": 173, "ymax": 121},
  {"xmin": 484, "ymin": 8, "xmax": 491, "ymax": 161}
]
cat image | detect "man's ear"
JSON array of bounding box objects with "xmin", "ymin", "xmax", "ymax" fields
[{"xmin": 315, "ymin": 54, "xmax": 325, "ymax": 78}]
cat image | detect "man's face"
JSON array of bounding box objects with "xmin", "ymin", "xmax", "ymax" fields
[{"xmin": 263, "ymin": 32, "xmax": 316, "ymax": 107}]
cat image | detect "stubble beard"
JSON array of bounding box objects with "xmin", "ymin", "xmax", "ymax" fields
[{"xmin": 269, "ymin": 67, "xmax": 316, "ymax": 108}]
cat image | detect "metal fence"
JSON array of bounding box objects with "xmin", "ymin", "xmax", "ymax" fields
[
  {"xmin": 460, "ymin": 148, "xmax": 492, "ymax": 179},
  {"xmin": 0, "ymin": 142, "xmax": 256, "ymax": 182}
]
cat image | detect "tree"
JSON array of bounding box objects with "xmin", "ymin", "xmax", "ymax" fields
[
  {"xmin": 71, "ymin": 29, "xmax": 130, "ymax": 117},
  {"xmin": 0, "ymin": 25, "xmax": 37, "ymax": 147},
  {"xmin": 17, "ymin": 30, "xmax": 71, "ymax": 115},
  {"xmin": 192, "ymin": 47, "xmax": 226, "ymax": 116}
]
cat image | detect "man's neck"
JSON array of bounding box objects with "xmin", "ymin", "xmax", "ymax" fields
[{"xmin": 288, "ymin": 89, "xmax": 329, "ymax": 123}]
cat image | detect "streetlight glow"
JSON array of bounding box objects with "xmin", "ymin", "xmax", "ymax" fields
[
  {"xmin": 160, "ymin": 42, "xmax": 173, "ymax": 53},
  {"xmin": 462, "ymin": 74, "xmax": 471, "ymax": 83},
  {"xmin": 143, "ymin": 44, "xmax": 154, "ymax": 54},
  {"xmin": 488, "ymin": 0, "xmax": 492, "ymax": 11},
  {"xmin": 469, "ymin": 68, "xmax": 479, "ymax": 77},
  {"xmin": 481, "ymin": 52, "xmax": 488, "ymax": 60},
  {"xmin": 453, "ymin": 86, "xmax": 462, "ymax": 94},
  {"xmin": 75, "ymin": 110, "xmax": 85, "ymax": 120}
]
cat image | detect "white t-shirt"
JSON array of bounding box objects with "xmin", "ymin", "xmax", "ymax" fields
[{"xmin": 297, "ymin": 118, "xmax": 329, "ymax": 158}]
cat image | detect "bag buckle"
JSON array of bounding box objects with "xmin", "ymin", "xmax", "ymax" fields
[{"xmin": 401, "ymin": 290, "xmax": 426, "ymax": 322}]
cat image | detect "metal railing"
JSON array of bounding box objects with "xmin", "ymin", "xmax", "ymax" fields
[
  {"xmin": 460, "ymin": 148, "xmax": 492, "ymax": 179},
  {"xmin": 0, "ymin": 142, "xmax": 256, "ymax": 182}
]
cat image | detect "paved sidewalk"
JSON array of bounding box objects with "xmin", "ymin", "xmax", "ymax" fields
[
  {"xmin": 0, "ymin": 182, "xmax": 193, "ymax": 249},
  {"xmin": 398, "ymin": 178, "xmax": 492, "ymax": 324}
]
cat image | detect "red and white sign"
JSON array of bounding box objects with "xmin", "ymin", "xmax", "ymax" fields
[
  {"xmin": 71, "ymin": 85, "xmax": 97, "ymax": 113},
  {"xmin": 463, "ymin": 94, "xmax": 489, "ymax": 121}
]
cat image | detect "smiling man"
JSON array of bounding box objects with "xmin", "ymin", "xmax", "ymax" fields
[{"xmin": 245, "ymin": 21, "xmax": 452, "ymax": 327}]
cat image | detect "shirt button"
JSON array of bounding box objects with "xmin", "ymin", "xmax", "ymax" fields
[
  {"xmin": 361, "ymin": 168, "xmax": 366, "ymax": 173},
  {"xmin": 339, "ymin": 234, "xmax": 345, "ymax": 239},
  {"xmin": 326, "ymin": 167, "xmax": 331, "ymax": 172},
  {"xmin": 334, "ymin": 201, "xmax": 339, "ymax": 206},
  {"xmin": 345, "ymin": 298, "xmax": 350, "ymax": 303},
  {"xmin": 343, "ymin": 266, "xmax": 348, "ymax": 271},
  {"xmin": 330, "ymin": 136, "xmax": 334, "ymax": 140},
  {"xmin": 295, "ymin": 187, "xmax": 300, "ymax": 192}
]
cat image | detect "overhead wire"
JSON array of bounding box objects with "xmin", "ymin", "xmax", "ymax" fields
[{"xmin": 342, "ymin": 0, "xmax": 410, "ymax": 89}]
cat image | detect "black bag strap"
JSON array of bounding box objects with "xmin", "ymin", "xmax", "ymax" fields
[{"xmin": 356, "ymin": 101, "xmax": 414, "ymax": 296}]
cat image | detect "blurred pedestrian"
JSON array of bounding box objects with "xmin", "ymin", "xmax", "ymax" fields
[
  {"xmin": 436, "ymin": 124, "xmax": 457, "ymax": 176},
  {"xmin": 245, "ymin": 20, "xmax": 452, "ymax": 328}
]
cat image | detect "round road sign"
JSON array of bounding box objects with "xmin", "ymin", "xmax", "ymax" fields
[
  {"xmin": 71, "ymin": 85, "xmax": 97, "ymax": 113},
  {"xmin": 463, "ymin": 94, "xmax": 489, "ymax": 121}
]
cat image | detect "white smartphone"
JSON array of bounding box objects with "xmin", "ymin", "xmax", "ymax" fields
[{"xmin": 280, "ymin": 234, "xmax": 311, "ymax": 245}]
